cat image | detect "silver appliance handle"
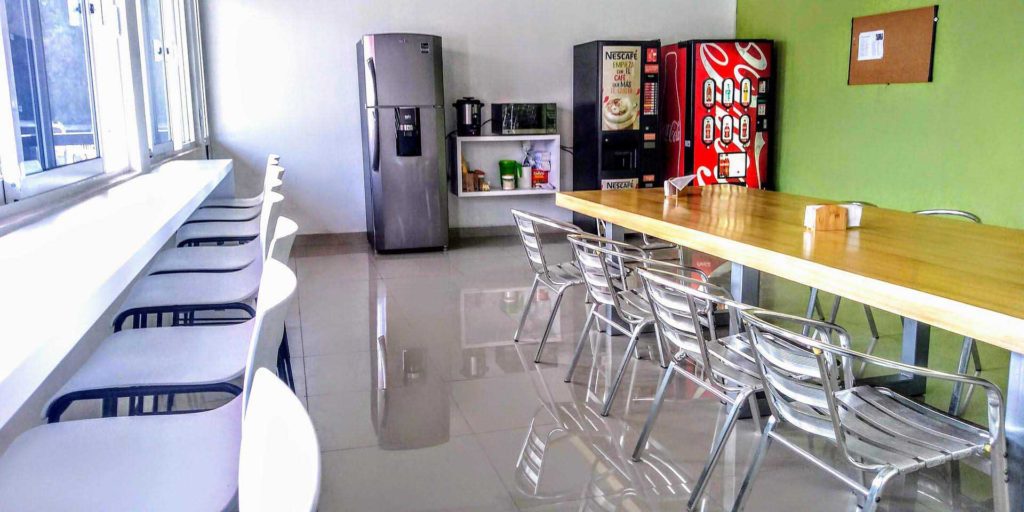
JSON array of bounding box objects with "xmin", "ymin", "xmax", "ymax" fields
[
  {"xmin": 369, "ymin": 109, "xmax": 380, "ymax": 172},
  {"xmin": 367, "ymin": 57, "xmax": 381, "ymax": 172}
]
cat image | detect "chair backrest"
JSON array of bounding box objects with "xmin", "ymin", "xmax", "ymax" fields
[
  {"xmin": 638, "ymin": 267, "xmax": 745, "ymax": 375},
  {"xmin": 739, "ymin": 308, "xmax": 866, "ymax": 465},
  {"xmin": 269, "ymin": 216, "xmax": 298, "ymax": 264},
  {"xmin": 239, "ymin": 368, "xmax": 321, "ymax": 512},
  {"xmin": 567, "ymin": 233, "xmax": 706, "ymax": 316},
  {"xmin": 260, "ymin": 192, "xmax": 285, "ymax": 258},
  {"xmin": 241, "ymin": 259, "xmax": 298, "ymax": 408},
  {"xmin": 510, "ymin": 209, "xmax": 581, "ymax": 277},
  {"xmin": 913, "ymin": 209, "xmax": 982, "ymax": 224}
]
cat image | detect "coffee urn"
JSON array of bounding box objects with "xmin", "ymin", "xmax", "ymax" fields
[{"xmin": 453, "ymin": 97, "xmax": 484, "ymax": 136}]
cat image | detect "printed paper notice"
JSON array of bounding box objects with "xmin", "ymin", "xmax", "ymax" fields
[{"xmin": 857, "ymin": 30, "xmax": 884, "ymax": 61}]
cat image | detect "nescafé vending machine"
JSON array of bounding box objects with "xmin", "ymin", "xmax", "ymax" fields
[{"xmin": 572, "ymin": 40, "xmax": 661, "ymax": 230}]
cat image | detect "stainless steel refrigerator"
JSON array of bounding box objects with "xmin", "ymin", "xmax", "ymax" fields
[{"xmin": 357, "ymin": 33, "xmax": 448, "ymax": 252}]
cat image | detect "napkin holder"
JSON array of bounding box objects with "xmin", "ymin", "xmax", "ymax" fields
[
  {"xmin": 804, "ymin": 204, "xmax": 863, "ymax": 231},
  {"xmin": 664, "ymin": 175, "xmax": 698, "ymax": 196}
]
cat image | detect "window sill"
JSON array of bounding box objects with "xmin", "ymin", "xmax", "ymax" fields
[{"xmin": 149, "ymin": 142, "xmax": 206, "ymax": 167}]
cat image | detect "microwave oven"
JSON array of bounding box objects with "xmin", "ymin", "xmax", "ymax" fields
[{"xmin": 491, "ymin": 103, "xmax": 557, "ymax": 135}]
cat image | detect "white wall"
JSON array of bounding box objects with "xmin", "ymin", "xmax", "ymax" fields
[{"xmin": 200, "ymin": 0, "xmax": 736, "ymax": 234}]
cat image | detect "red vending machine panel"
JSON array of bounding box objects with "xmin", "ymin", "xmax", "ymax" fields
[
  {"xmin": 660, "ymin": 43, "xmax": 688, "ymax": 179},
  {"xmin": 660, "ymin": 40, "xmax": 773, "ymax": 188},
  {"xmin": 690, "ymin": 40, "xmax": 772, "ymax": 188}
]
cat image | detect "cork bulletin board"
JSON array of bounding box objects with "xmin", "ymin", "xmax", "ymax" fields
[{"xmin": 848, "ymin": 5, "xmax": 939, "ymax": 85}]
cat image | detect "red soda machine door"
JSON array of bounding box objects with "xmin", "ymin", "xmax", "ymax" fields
[
  {"xmin": 660, "ymin": 43, "xmax": 687, "ymax": 179},
  {"xmin": 689, "ymin": 40, "xmax": 773, "ymax": 188}
]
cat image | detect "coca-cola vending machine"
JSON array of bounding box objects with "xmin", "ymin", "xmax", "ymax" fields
[{"xmin": 661, "ymin": 40, "xmax": 774, "ymax": 188}]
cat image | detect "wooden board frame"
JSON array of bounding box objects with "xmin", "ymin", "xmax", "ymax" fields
[{"xmin": 848, "ymin": 5, "xmax": 938, "ymax": 85}]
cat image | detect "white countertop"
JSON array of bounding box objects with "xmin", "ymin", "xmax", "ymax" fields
[{"xmin": 0, "ymin": 159, "xmax": 232, "ymax": 427}]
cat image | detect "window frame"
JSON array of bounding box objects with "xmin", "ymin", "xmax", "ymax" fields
[
  {"xmin": 0, "ymin": 0, "xmax": 107, "ymax": 203},
  {"xmin": 138, "ymin": 0, "xmax": 203, "ymax": 162}
]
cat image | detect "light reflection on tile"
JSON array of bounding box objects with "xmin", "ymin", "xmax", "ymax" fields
[{"xmin": 291, "ymin": 236, "xmax": 998, "ymax": 512}]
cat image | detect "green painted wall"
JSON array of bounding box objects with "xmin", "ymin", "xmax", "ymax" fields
[{"xmin": 737, "ymin": 0, "xmax": 1024, "ymax": 228}]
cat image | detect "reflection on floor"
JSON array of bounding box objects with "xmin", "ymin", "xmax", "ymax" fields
[{"xmin": 286, "ymin": 235, "xmax": 1007, "ymax": 512}]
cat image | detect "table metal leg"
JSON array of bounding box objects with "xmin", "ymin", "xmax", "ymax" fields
[
  {"xmin": 730, "ymin": 263, "xmax": 760, "ymax": 334},
  {"xmin": 1007, "ymin": 351, "xmax": 1024, "ymax": 507},
  {"xmin": 861, "ymin": 317, "xmax": 929, "ymax": 396}
]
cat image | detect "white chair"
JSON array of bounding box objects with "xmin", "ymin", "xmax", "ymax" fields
[
  {"xmin": 176, "ymin": 190, "xmax": 283, "ymax": 248},
  {"xmin": 0, "ymin": 261, "xmax": 318, "ymax": 511},
  {"xmin": 183, "ymin": 163, "xmax": 284, "ymax": 225},
  {"xmin": 45, "ymin": 218, "xmax": 299, "ymax": 422},
  {"xmin": 112, "ymin": 215, "xmax": 297, "ymax": 332},
  {"xmin": 147, "ymin": 190, "xmax": 284, "ymax": 275},
  {"xmin": 239, "ymin": 369, "xmax": 321, "ymax": 512},
  {"xmin": 198, "ymin": 154, "xmax": 281, "ymax": 209}
]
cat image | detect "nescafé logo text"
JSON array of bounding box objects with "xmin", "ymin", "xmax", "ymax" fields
[{"xmin": 605, "ymin": 51, "xmax": 637, "ymax": 60}]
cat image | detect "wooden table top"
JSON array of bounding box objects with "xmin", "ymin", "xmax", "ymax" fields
[{"xmin": 557, "ymin": 186, "xmax": 1024, "ymax": 353}]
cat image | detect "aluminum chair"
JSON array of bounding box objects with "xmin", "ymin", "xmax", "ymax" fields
[
  {"xmin": 595, "ymin": 218, "xmax": 678, "ymax": 254},
  {"xmin": 735, "ymin": 308, "xmax": 1008, "ymax": 512},
  {"xmin": 564, "ymin": 234, "xmax": 707, "ymax": 416},
  {"xmin": 48, "ymin": 219, "xmax": 299, "ymax": 421},
  {"xmin": 510, "ymin": 209, "xmax": 585, "ymax": 363},
  {"xmin": 0, "ymin": 262, "xmax": 310, "ymax": 511},
  {"xmin": 630, "ymin": 267, "xmax": 770, "ymax": 511},
  {"xmin": 914, "ymin": 209, "xmax": 985, "ymax": 416}
]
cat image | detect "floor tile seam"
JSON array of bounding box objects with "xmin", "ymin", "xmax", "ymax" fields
[{"xmin": 316, "ymin": 429, "xmax": 480, "ymax": 455}]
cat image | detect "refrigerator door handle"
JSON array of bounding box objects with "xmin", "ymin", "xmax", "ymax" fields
[
  {"xmin": 370, "ymin": 108, "xmax": 380, "ymax": 172},
  {"xmin": 366, "ymin": 57, "xmax": 381, "ymax": 172},
  {"xmin": 366, "ymin": 57, "xmax": 379, "ymax": 108}
]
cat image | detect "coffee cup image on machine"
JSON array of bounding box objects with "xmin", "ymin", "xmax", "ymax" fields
[{"xmin": 602, "ymin": 95, "xmax": 639, "ymax": 130}]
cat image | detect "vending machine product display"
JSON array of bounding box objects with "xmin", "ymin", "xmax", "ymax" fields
[
  {"xmin": 572, "ymin": 40, "xmax": 662, "ymax": 230},
  {"xmin": 661, "ymin": 40, "xmax": 773, "ymax": 188}
]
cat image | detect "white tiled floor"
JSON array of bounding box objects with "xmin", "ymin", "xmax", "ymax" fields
[{"xmin": 286, "ymin": 235, "xmax": 997, "ymax": 512}]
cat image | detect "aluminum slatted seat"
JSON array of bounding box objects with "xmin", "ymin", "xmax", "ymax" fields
[
  {"xmin": 735, "ymin": 308, "xmax": 1009, "ymax": 512},
  {"xmin": 564, "ymin": 235, "xmax": 708, "ymax": 417},
  {"xmin": 510, "ymin": 210, "xmax": 586, "ymax": 363}
]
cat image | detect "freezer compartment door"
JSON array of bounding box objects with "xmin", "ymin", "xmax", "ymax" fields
[
  {"xmin": 371, "ymin": 107, "xmax": 448, "ymax": 251},
  {"xmin": 361, "ymin": 34, "xmax": 443, "ymax": 107}
]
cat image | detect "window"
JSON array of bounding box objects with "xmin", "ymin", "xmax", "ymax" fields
[
  {"xmin": 139, "ymin": 0, "xmax": 200, "ymax": 158},
  {"xmin": 0, "ymin": 0, "xmax": 207, "ymax": 207},
  {"xmin": 0, "ymin": 0, "xmax": 104, "ymax": 200}
]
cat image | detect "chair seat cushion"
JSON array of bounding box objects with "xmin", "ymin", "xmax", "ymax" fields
[
  {"xmin": 117, "ymin": 262, "xmax": 262, "ymax": 314},
  {"xmin": 149, "ymin": 242, "xmax": 260, "ymax": 274},
  {"xmin": 46, "ymin": 321, "xmax": 254, "ymax": 415},
  {"xmin": 0, "ymin": 397, "xmax": 242, "ymax": 511}
]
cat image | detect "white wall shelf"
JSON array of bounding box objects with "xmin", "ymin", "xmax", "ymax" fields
[{"xmin": 451, "ymin": 134, "xmax": 560, "ymax": 198}]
